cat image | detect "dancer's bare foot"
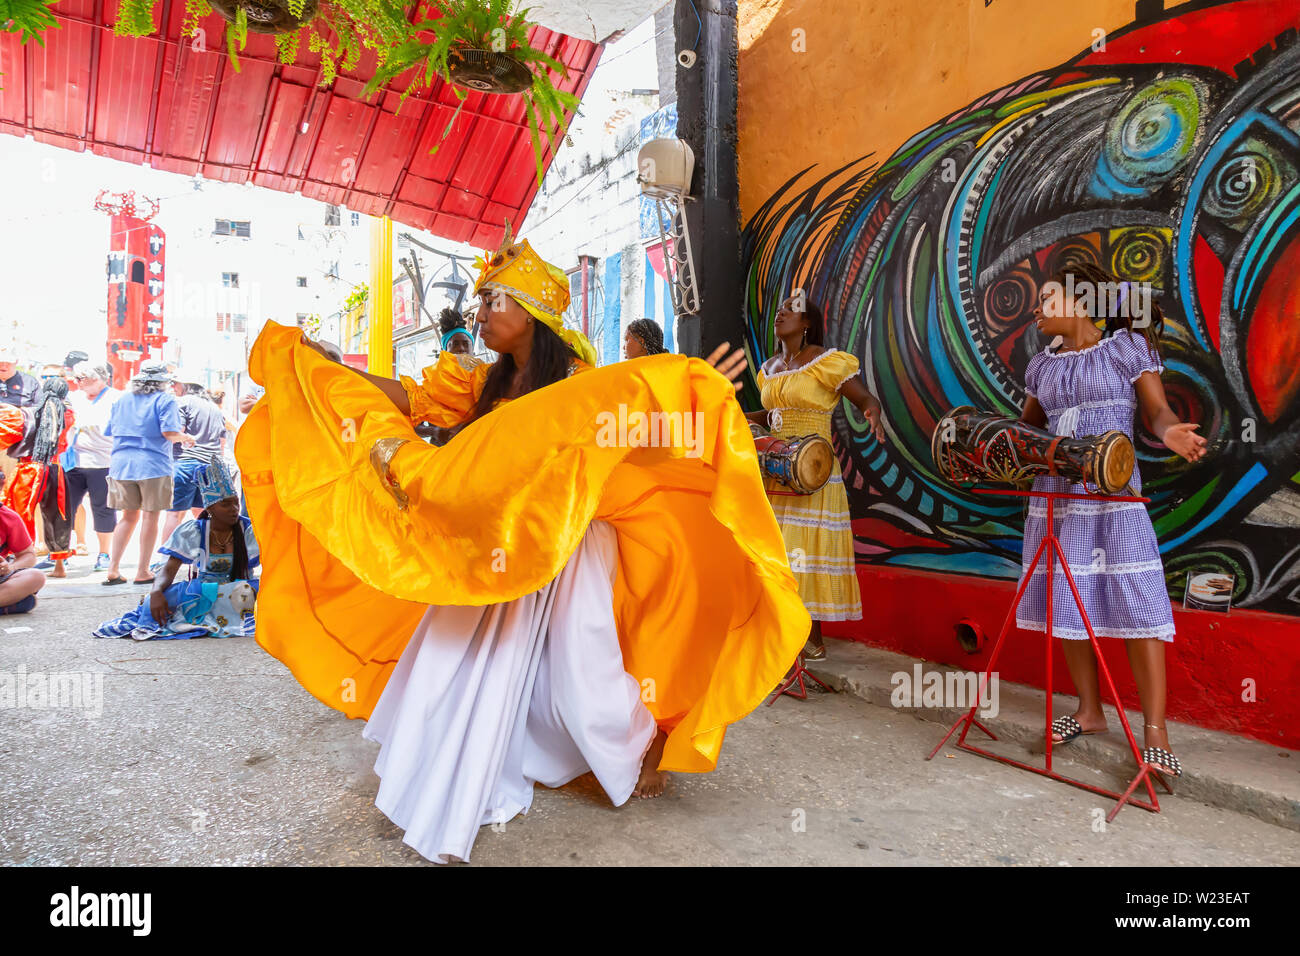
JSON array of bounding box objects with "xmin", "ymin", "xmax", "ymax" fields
[
  {"xmin": 633, "ymin": 728, "xmax": 668, "ymax": 798},
  {"xmin": 51, "ymin": 560, "xmax": 66, "ymax": 579}
]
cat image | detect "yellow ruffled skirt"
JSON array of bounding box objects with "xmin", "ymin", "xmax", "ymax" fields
[
  {"xmin": 236, "ymin": 322, "xmax": 809, "ymax": 773},
  {"xmin": 764, "ymin": 408, "xmax": 863, "ymax": 621}
]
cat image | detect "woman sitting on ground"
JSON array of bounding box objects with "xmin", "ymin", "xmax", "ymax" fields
[
  {"xmin": 0, "ymin": 501, "xmax": 45, "ymax": 615},
  {"xmin": 94, "ymin": 460, "xmax": 259, "ymax": 641}
]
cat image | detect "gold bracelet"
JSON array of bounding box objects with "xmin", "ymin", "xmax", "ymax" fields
[{"xmin": 369, "ymin": 437, "xmax": 411, "ymax": 511}]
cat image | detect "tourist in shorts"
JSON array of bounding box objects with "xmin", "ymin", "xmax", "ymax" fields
[{"xmin": 102, "ymin": 363, "xmax": 195, "ymax": 586}]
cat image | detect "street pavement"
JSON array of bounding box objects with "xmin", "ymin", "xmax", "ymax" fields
[{"xmin": 3, "ymin": 554, "xmax": 1298, "ymax": 867}]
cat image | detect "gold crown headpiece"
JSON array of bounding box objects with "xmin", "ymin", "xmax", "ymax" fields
[{"xmin": 471, "ymin": 225, "xmax": 596, "ymax": 366}]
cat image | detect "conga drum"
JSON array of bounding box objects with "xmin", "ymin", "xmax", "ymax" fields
[
  {"xmin": 750, "ymin": 423, "xmax": 834, "ymax": 494},
  {"xmin": 931, "ymin": 405, "xmax": 1135, "ymax": 495}
]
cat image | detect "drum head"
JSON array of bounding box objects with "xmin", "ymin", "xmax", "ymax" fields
[
  {"xmin": 931, "ymin": 405, "xmax": 976, "ymax": 482},
  {"xmin": 793, "ymin": 436, "xmax": 834, "ymax": 493},
  {"xmin": 1098, "ymin": 431, "xmax": 1136, "ymax": 494}
]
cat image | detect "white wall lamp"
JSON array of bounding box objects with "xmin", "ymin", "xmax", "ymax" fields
[{"xmin": 637, "ymin": 137, "xmax": 700, "ymax": 318}]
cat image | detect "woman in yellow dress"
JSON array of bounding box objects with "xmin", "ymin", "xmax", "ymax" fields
[
  {"xmin": 751, "ymin": 295, "xmax": 885, "ymax": 660},
  {"xmin": 237, "ymin": 236, "xmax": 810, "ymax": 863}
]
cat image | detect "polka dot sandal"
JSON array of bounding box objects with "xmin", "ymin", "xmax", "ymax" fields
[
  {"xmin": 1143, "ymin": 723, "xmax": 1183, "ymax": 778},
  {"xmin": 1142, "ymin": 746, "xmax": 1183, "ymax": 778},
  {"xmin": 1050, "ymin": 715, "xmax": 1104, "ymax": 746}
]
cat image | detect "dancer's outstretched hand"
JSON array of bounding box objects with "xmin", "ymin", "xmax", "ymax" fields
[
  {"xmin": 705, "ymin": 342, "xmax": 748, "ymax": 391},
  {"xmin": 1163, "ymin": 422, "xmax": 1208, "ymax": 463}
]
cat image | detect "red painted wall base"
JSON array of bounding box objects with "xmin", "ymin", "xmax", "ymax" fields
[{"xmin": 824, "ymin": 565, "xmax": 1300, "ymax": 750}]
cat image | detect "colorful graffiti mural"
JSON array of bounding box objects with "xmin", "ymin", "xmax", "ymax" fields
[{"xmin": 741, "ymin": 0, "xmax": 1300, "ymax": 615}]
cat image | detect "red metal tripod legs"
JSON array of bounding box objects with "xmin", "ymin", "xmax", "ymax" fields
[
  {"xmin": 768, "ymin": 652, "xmax": 835, "ymax": 704},
  {"xmin": 927, "ymin": 489, "xmax": 1168, "ymax": 822}
]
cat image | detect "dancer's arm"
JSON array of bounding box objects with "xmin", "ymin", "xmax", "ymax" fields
[
  {"xmin": 839, "ymin": 377, "xmax": 886, "ymax": 441},
  {"xmin": 1134, "ymin": 371, "xmax": 1207, "ymax": 463},
  {"xmin": 704, "ymin": 342, "xmax": 748, "ymax": 390},
  {"xmin": 4, "ymin": 546, "xmax": 36, "ymax": 571},
  {"xmin": 301, "ymin": 336, "xmax": 412, "ymax": 415},
  {"xmin": 1020, "ymin": 395, "xmax": 1048, "ymax": 429}
]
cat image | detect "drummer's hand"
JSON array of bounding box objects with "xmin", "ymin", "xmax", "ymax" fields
[
  {"xmin": 1163, "ymin": 422, "xmax": 1207, "ymax": 463},
  {"xmin": 863, "ymin": 395, "xmax": 886, "ymax": 443},
  {"xmin": 704, "ymin": 342, "xmax": 748, "ymax": 391}
]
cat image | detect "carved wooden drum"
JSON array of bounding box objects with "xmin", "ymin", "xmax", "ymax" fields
[
  {"xmin": 930, "ymin": 405, "xmax": 1135, "ymax": 495},
  {"xmin": 750, "ymin": 423, "xmax": 834, "ymax": 495}
]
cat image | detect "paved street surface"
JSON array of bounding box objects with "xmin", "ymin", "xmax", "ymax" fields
[{"xmin": 3, "ymin": 558, "xmax": 1299, "ymax": 867}]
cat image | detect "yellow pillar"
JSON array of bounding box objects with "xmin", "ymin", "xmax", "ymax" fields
[{"xmin": 367, "ymin": 215, "xmax": 394, "ymax": 376}]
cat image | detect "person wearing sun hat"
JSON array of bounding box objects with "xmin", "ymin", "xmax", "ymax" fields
[
  {"xmin": 237, "ymin": 229, "xmax": 809, "ymax": 864},
  {"xmin": 101, "ymin": 362, "xmax": 196, "ymax": 585}
]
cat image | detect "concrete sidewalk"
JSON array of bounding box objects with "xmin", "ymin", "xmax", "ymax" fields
[
  {"xmin": 5, "ymin": 581, "xmax": 1298, "ymax": 865},
  {"xmin": 806, "ymin": 642, "xmax": 1300, "ymax": 832}
]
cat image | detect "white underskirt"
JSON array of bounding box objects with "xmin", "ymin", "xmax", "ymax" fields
[{"xmin": 362, "ymin": 521, "xmax": 656, "ymax": 864}]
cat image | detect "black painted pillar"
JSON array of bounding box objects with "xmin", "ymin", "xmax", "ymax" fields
[{"xmin": 674, "ymin": 0, "xmax": 743, "ymax": 359}]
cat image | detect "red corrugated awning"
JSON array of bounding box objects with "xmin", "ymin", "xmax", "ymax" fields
[{"xmin": 0, "ymin": 1, "xmax": 601, "ymax": 248}]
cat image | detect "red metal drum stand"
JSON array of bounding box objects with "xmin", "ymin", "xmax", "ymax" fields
[
  {"xmin": 764, "ymin": 484, "xmax": 836, "ymax": 704},
  {"xmin": 768, "ymin": 652, "xmax": 833, "ymax": 703},
  {"xmin": 926, "ymin": 487, "xmax": 1171, "ymax": 822}
]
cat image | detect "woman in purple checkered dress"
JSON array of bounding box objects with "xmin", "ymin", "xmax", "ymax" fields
[{"xmin": 1018, "ymin": 263, "xmax": 1207, "ymax": 780}]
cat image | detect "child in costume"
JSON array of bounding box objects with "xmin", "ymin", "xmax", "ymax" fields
[{"xmin": 94, "ymin": 460, "xmax": 259, "ymax": 641}]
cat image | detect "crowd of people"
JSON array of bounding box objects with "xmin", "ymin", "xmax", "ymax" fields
[{"xmin": 0, "ymin": 354, "xmax": 255, "ymax": 628}]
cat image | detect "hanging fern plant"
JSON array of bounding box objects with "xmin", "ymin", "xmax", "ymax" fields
[
  {"xmin": 1, "ymin": 0, "xmax": 60, "ymax": 44},
  {"xmin": 109, "ymin": 0, "xmax": 581, "ymax": 186},
  {"xmin": 114, "ymin": 0, "xmax": 413, "ymax": 79},
  {"xmin": 361, "ymin": 0, "xmax": 580, "ymax": 186}
]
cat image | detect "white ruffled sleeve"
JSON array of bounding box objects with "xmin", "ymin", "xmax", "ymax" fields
[
  {"xmin": 159, "ymin": 520, "xmax": 203, "ymax": 566},
  {"xmin": 241, "ymin": 517, "xmax": 260, "ymax": 572}
]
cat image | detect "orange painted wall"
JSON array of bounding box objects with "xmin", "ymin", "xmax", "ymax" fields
[{"xmin": 739, "ymin": 0, "xmax": 1149, "ymax": 219}]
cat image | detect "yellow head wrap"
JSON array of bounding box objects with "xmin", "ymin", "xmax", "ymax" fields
[{"xmin": 473, "ymin": 236, "xmax": 598, "ymax": 367}]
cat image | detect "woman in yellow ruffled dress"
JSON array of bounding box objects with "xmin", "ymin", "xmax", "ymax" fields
[
  {"xmin": 236, "ymin": 236, "xmax": 810, "ymax": 863},
  {"xmin": 751, "ymin": 295, "xmax": 884, "ymax": 660}
]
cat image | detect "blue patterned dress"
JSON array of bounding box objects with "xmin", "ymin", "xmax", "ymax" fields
[
  {"xmin": 93, "ymin": 516, "xmax": 260, "ymax": 640},
  {"xmin": 1015, "ymin": 330, "xmax": 1175, "ymax": 642}
]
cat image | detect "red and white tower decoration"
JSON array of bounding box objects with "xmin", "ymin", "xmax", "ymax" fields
[{"xmin": 95, "ymin": 191, "xmax": 167, "ymax": 389}]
